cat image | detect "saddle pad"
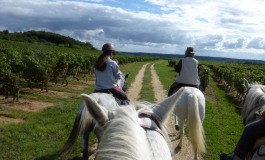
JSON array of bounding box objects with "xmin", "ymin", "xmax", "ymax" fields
[{"xmin": 258, "ymin": 145, "xmax": 265, "ymax": 156}]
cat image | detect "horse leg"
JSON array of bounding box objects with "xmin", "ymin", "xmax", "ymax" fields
[
  {"xmin": 82, "ymin": 126, "xmax": 92, "ymax": 160},
  {"xmin": 177, "ymin": 120, "xmax": 184, "ymax": 149},
  {"xmin": 194, "ymin": 149, "xmax": 199, "ymax": 160},
  {"xmin": 175, "ymin": 115, "xmax": 179, "ymax": 131}
]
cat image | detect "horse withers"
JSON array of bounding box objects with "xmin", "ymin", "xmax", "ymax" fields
[
  {"xmin": 240, "ymin": 79, "xmax": 265, "ymax": 160},
  {"xmin": 55, "ymin": 73, "xmax": 129, "ymax": 160}
]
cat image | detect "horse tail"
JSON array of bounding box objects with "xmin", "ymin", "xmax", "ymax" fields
[
  {"xmin": 187, "ymin": 93, "xmax": 206, "ymax": 153},
  {"xmin": 55, "ymin": 103, "xmax": 92, "ymax": 158}
]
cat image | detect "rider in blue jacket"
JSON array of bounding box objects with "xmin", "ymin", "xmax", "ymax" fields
[{"xmin": 94, "ymin": 43, "xmax": 128, "ymax": 101}]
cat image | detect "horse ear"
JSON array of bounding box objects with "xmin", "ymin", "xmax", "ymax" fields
[
  {"xmin": 152, "ymin": 87, "xmax": 184, "ymax": 123},
  {"xmin": 243, "ymin": 78, "xmax": 250, "ymax": 90},
  {"xmin": 81, "ymin": 94, "xmax": 109, "ymax": 126}
]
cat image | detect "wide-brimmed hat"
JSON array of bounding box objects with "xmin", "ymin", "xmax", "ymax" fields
[{"xmin": 185, "ymin": 47, "xmax": 196, "ymax": 55}]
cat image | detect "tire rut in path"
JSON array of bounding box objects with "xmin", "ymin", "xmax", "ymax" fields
[
  {"xmin": 126, "ymin": 63, "xmax": 149, "ymax": 101},
  {"xmin": 150, "ymin": 63, "xmax": 197, "ymax": 160},
  {"xmin": 127, "ymin": 63, "xmax": 198, "ymax": 160}
]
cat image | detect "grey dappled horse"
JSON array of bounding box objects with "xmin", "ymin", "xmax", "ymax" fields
[
  {"xmin": 241, "ymin": 79, "xmax": 265, "ymax": 160},
  {"xmin": 56, "ymin": 73, "xmax": 129, "ymax": 159}
]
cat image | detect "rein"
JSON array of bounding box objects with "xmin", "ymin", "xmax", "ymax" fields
[{"xmin": 138, "ymin": 112, "xmax": 164, "ymax": 137}]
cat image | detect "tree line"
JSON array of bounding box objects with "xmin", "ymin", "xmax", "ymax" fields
[{"xmin": 0, "ymin": 30, "xmax": 94, "ymax": 50}]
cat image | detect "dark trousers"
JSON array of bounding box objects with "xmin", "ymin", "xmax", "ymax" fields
[
  {"xmin": 168, "ymin": 82, "xmax": 199, "ymax": 97},
  {"xmin": 95, "ymin": 87, "xmax": 128, "ymax": 101},
  {"xmin": 234, "ymin": 118, "xmax": 265, "ymax": 159},
  {"xmin": 109, "ymin": 86, "xmax": 128, "ymax": 101}
]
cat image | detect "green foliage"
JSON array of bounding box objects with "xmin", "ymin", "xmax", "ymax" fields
[
  {"xmin": 168, "ymin": 59, "xmax": 177, "ymax": 67},
  {"xmin": 139, "ymin": 64, "xmax": 155, "ymax": 102},
  {"xmin": 209, "ymin": 61, "xmax": 265, "ymax": 103},
  {"xmin": 200, "ymin": 64, "xmax": 211, "ymax": 91},
  {"xmin": 0, "ymin": 30, "xmax": 95, "ymax": 50},
  {"xmin": 0, "ymin": 39, "xmax": 156, "ymax": 97}
]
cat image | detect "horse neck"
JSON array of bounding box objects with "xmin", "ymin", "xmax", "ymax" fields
[
  {"xmin": 96, "ymin": 107, "xmax": 152, "ymax": 160},
  {"xmin": 117, "ymin": 78, "xmax": 124, "ymax": 89}
]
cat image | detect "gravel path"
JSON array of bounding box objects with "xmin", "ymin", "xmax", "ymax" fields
[{"xmin": 126, "ymin": 63, "xmax": 199, "ymax": 160}]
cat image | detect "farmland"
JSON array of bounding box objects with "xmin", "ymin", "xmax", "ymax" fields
[{"xmin": 0, "ymin": 33, "xmax": 265, "ymax": 159}]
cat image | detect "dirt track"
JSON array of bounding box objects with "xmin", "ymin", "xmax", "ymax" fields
[{"xmin": 126, "ymin": 63, "xmax": 199, "ymax": 160}]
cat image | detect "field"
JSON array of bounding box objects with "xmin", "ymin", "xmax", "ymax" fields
[{"xmin": 0, "ymin": 59, "xmax": 252, "ymax": 159}]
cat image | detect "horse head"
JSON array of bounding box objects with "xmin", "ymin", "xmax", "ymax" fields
[
  {"xmin": 117, "ymin": 73, "xmax": 129, "ymax": 92},
  {"xmin": 241, "ymin": 79, "xmax": 265, "ymax": 125},
  {"xmin": 80, "ymin": 90, "xmax": 186, "ymax": 160}
]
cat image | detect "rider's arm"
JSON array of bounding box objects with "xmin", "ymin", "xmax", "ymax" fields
[{"xmin": 112, "ymin": 60, "xmax": 122, "ymax": 80}]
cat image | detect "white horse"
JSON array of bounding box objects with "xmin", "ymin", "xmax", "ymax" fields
[
  {"xmin": 241, "ymin": 79, "xmax": 265, "ymax": 160},
  {"xmin": 56, "ymin": 73, "xmax": 129, "ymax": 160},
  {"xmin": 171, "ymin": 87, "xmax": 206, "ymax": 160},
  {"xmin": 242, "ymin": 79, "xmax": 265, "ymax": 125},
  {"xmin": 80, "ymin": 88, "xmax": 186, "ymax": 160}
]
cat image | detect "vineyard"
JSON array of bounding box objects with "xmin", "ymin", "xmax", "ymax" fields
[
  {"xmin": 168, "ymin": 59, "xmax": 265, "ymax": 105},
  {"xmin": 0, "ymin": 39, "xmax": 158, "ymax": 101}
]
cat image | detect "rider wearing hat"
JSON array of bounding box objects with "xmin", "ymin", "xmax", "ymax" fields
[{"xmin": 168, "ymin": 47, "xmax": 200, "ymax": 97}]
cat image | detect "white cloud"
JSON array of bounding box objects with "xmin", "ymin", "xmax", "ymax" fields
[{"xmin": 0, "ymin": 0, "xmax": 264, "ymax": 60}]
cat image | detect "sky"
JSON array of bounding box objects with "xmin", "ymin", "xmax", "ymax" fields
[{"xmin": 0, "ymin": 0, "xmax": 265, "ymax": 61}]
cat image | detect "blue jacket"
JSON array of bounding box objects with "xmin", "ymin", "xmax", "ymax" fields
[{"xmin": 94, "ymin": 57, "xmax": 122, "ymax": 90}]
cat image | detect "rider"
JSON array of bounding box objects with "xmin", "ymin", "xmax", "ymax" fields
[
  {"xmin": 94, "ymin": 43, "xmax": 129, "ymax": 102},
  {"xmin": 168, "ymin": 47, "xmax": 200, "ymax": 97},
  {"xmin": 220, "ymin": 109, "xmax": 265, "ymax": 160}
]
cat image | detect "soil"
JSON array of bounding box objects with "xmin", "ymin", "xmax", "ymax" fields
[
  {"xmin": 0, "ymin": 95, "xmax": 55, "ymax": 113},
  {"xmin": 0, "ymin": 82, "xmax": 84, "ymax": 123}
]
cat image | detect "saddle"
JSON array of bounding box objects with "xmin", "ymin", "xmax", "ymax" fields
[
  {"xmin": 94, "ymin": 89, "xmax": 129, "ymax": 105},
  {"xmin": 138, "ymin": 112, "xmax": 164, "ymax": 137}
]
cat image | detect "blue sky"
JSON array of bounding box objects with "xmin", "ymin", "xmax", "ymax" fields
[{"xmin": 0, "ymin": 0, "xmax": 265, "ymax": 60}]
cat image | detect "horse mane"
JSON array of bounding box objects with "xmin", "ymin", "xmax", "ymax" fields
[
  {"xmin": 96, "ymin": 102, "xmax": 171, "ymax": 160},
  {"xmin": 242, "ymin": 83, "xmax": 265, "ymax": 124},
  {"xmin": 96, "ymin": 106, "xmax": 151, "ymax": 160}
]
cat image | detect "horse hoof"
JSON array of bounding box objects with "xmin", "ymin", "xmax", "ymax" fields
[{"xmin": 175, "ymin": 125, "xmax": 179, "ymax": 131}]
